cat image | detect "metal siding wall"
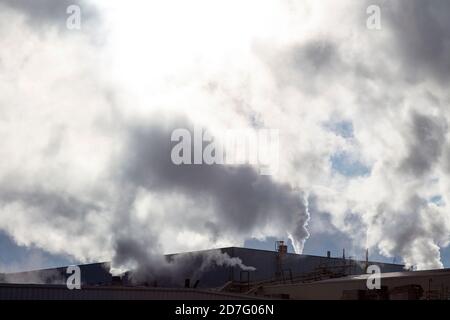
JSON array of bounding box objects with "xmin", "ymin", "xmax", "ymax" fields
[
  {"xmin": 195, "ymin": 248, "xmax": 405, "ymax": 286},
  {"xmin": 0, "ymin": 248, "xmax": 405, "ymax": 290},
  {"xmin": 0, "ymin": 284, "xmax": 258, "ymax": 300},
  {"xmin": 1, "ymin": 262, "xmax": 112, "ymax": 286}
]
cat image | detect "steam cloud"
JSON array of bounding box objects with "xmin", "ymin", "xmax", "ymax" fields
[
  {"xmin": 113, "ymin": 239, "xmax": 256, "ymax": 285},
  {"xmin": 0, "ymin": 0, "xmax": 450, "ymax": 273}
]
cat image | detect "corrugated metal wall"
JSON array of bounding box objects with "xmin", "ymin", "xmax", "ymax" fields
[
  {"xmin": 0, "ymin": 284, "xmax": 258, "ymax": 300},
  {"xmin": 0, "ymin": 262, "xmax": 112, "ymax": 286},
  {"xmin": 201, "ymin": 247, "xmax": 405, "ymax": 286},
  {"xmin": 1, "ymin": 247, "xmax": 405, "ymax": 289}
]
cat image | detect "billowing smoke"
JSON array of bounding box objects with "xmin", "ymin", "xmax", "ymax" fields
[
  {"xmin": 0, "ymin": 269, "xmax": 64, "ymax": 285},
  {"xmin": 113, "ymin": 238, "xmax": 255, "ymax": 285},
  {"xmin": 107, "ymin": 118, "xmax": 308, "ymax": 278},
  {"xmin": 0, "ymin": 0, "xmax": 450, "ymax": 274}
]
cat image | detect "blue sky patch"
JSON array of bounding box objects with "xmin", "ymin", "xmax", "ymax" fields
[{"xmin": 331, "ymin": 152, "xmax": 371, "ymax": 177}]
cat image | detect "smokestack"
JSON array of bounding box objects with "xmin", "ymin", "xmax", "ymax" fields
[
  {"xmin": 365, "ymin": 248, "xmax": 369, "ymax": 271},
  {"xmin": 276, "ymin": 241, "xmax": 288, "ymax": 254},
  {"xmin": 276, "ymin": 241, "xmax": 287, "ymax": 277},
  {"xmin": 327, "ymin": 251, "xmax": 331, "ymax": 258},
  {"xmin": 343, "ymin": 249, "xmax": 346, "ymax": 260}
]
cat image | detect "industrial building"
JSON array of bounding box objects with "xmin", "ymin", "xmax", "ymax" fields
[
  {"xmin": 259, "ymin": 268, "xmax": 450, "ymax": 300},
  {"xmin": 171, "ymin": 245, "xmax": 404, "ymax": 289},
  {"xmin": 3, "ymin": 243, "xmax": 447, "ymax": 300},
  {"xmin": 0, "ymin": 244, "xmax": 403, "ymax": 286},
  {"xmin": 0, "ymin": 283, "xmax": 258, "ymax": 300}
]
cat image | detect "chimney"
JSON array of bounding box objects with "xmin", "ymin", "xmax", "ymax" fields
[
  {"xmin": 365, "ymin": 248, "xmax": 369, "ymax": 272},
  {"xmin": 276, "ymin": 241, "xmax": 288, "ymax": 254},
  {"xmin": 275, "ymin": 241, "xmax": 287, "ymax": 277},
  {"xmin": 327, "ymin": 251, "xmax": 331, "ymax": 258}
]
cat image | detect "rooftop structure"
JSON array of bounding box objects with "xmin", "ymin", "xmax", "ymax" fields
[
  {"xmin": 0, "ymin": 246, "xmax": 404, "ymax": 293},
  {"xmin": 258, "ymin": 268, "xmax": 450, "ymax": 300}
]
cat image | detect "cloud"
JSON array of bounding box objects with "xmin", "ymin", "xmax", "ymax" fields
[
  {"xmin": 0, "ymin": 0, "xmax": 98, "ymax": 30},
  {"xmin": 1, "ymin": 0, "xmax": 450, "ymax": 274},
  {"xmin": 113, "ymin": 239, "xmax": 255, "ymax": 285},
  {"xmin": 384, "ymin": 0, "xmax": 450, "ymax": 84},
  {"xmin": 119, "ymin": 119, "xmax": 309, "ymax": 242},
  {"xmin": 401, "ymin": 112, "xmax": 447, "ymax": 177},
  {"xmin": 260, "ymin": 39, "xmax": 343, "ymax": 94},
  {"xmin": 0, "ymin": 5, "xmax": 311, "ymax": 274}
]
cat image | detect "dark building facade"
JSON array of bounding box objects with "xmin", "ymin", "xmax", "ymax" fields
[{"xmin": 0, "ymin": 247, "xmax": 404, "ymax": 289}]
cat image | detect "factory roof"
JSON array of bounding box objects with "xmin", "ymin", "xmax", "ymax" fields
[
  {"xmin": 0, "ymin": 283, "xmax": 264, "ymax": 300},
  {"xmin": 313, "ymin": 268, "xmax": 450, "ymax": 283},
  {"xmin": 1, "ymin": 246, "xmax": 404, "ymax": 276}
]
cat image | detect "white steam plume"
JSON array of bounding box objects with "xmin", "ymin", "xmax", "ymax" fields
[{"xmin": 0, "ymin": 0, "xmax": 449, "ymax": 273}]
